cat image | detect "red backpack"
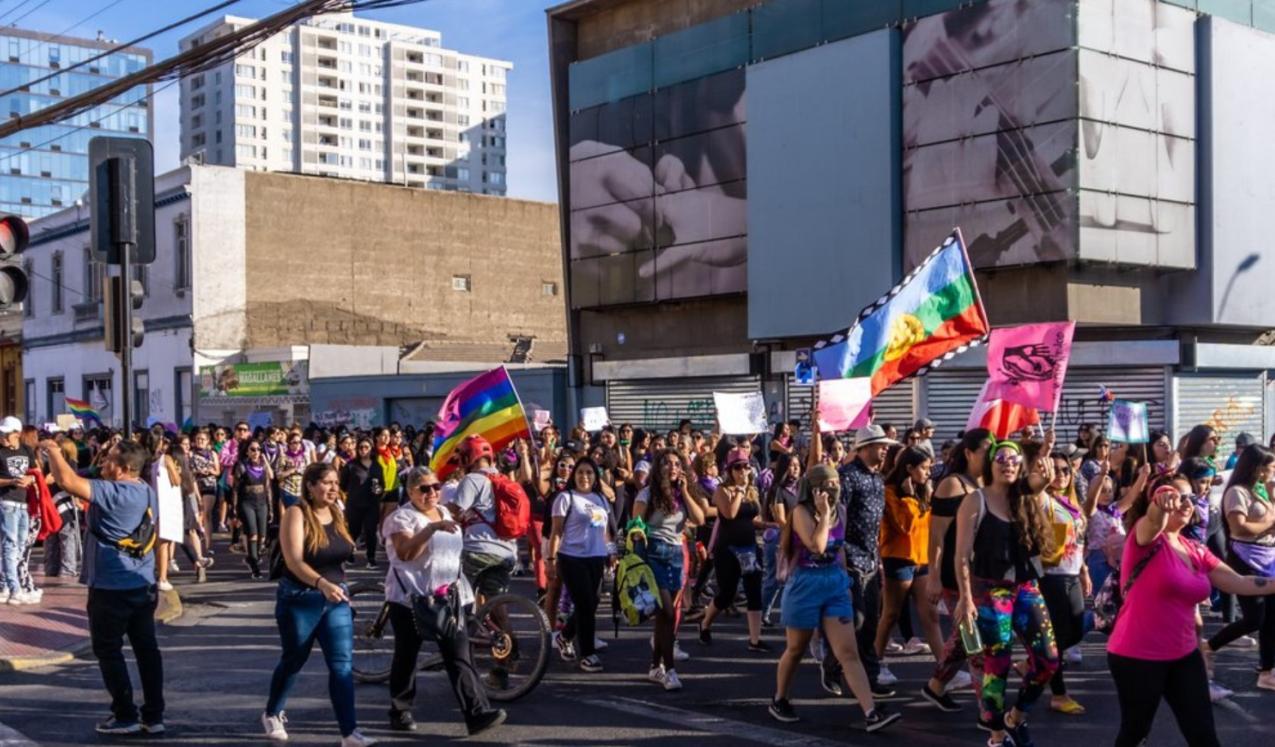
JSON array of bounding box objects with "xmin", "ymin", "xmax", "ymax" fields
[{"xmin": 484, "ymin": 473, "xmax": 531, "ymax": 540}]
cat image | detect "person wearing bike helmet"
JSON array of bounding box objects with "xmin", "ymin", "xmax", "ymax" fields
[
  {"xmin": 382, "ymin": 466, "xmax": 506, "ymax": 736},
  {"xmin": 447, "ymin": 436, "xmax": 517, "ymax": 602}
]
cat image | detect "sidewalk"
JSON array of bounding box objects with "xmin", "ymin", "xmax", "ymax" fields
[{"xmin": 0, "ymin": 559, "xmax": 184, "ymax": 673}]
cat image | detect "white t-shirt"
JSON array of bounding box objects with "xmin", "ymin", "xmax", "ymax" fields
[
  {"xmin": 381, "ymin": 504, "xmax": 473, "ymax": 607},
  {"xmin": 551, "ymin": 490, "xmax": 610, "ymax": 558},
  {"xmin": 452, "ymin": 469, "xmax": 517, "ymax": 561}
]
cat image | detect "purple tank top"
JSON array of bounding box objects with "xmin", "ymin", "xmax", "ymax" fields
[{"xmin": 796, "ymin": 506, "xmax": 845, "ymax": 568}]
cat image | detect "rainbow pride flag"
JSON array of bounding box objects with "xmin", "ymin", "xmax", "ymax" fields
[
  {"xmin": 64, "ymin": 397, "xmax": 102, "ymax": 425},
  {"xmin": 430, "ymin": 366, "xmax": 531, "ymax": 480},
  {"xmin": 813, "ymin": 230, "xmax": 989, "ymax": 396}
]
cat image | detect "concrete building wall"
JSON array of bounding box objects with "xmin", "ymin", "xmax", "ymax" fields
[
  {"xmin": 239, "ymin": 170, "xmax": 566, "ymax": 353},
  {"xmin": 190, "ymin": 167, "xmax": 248, "ymax": 350}
]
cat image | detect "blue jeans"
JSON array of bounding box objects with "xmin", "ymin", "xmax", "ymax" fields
[
  {"xmin": 0, "ymin": 501, "xmax": 29, "ymax": 594},
  {"xmin": 762, "ymin": 534, "xmax": 784, "ymax": 616},
  {"xmin": 1088, "ymin": 550, "xmax": 1114, "ymax": 595},
  {"xmin": 266, "ymin": 578, "xmax": 357, "ymax": 737}
]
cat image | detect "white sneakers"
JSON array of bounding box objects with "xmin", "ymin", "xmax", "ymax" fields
[
  {"xmin": 340, "ymin": 730, "xmax": 377, "ymax": 746},
  {"xmin": 5, "ymin": 590, "xmax": 40, "ymax": 605},
  {"xmin": 884, "ymin": 640, "xmax": 905, "ymax": 655},
  {"xmin": 648, "ymin": 635, "xmax": 691, "ymax": 662},
  {"xmin": 647, "ymin": 665, "xmax": 683, "ymax": 691},
  {"xmin": 1208, "ymin": 681, "xmax": 1233, "ymax": 702},
  {"xmin": 878, "ymin": 665, "xmax": 899, "ymax": 686},
  {"xmin": 902, "ymin": 637, "xmax": 931, "ymax": 656},
  {"xmin": 594, "ymin": 636, "xmax": 609, "ymax": 652},
  {"xmin": 157, "ymin": 581, "xmax": 174, "ymax": 592},
  {"xmin": 1234, "ymin": 635, "xmax": 1258, "ymax": 649},
  {"xmin": 261, "ymin": 712, "xmax": 288, "ymax": 742},
  {"xmin": 1064, "ymin": 646, "xmax": 1083, "ymax": 665},
  {"xmin": 949, "ymin": 670, "xmax": 974, "ymax": 691},
  {"xmin": 648, "ymin": 665, "xmax": 666, "ymax": 685}
]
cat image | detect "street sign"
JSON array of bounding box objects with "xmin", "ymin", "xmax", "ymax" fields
[{"xmin": 89, "ymin": 136, "xmax": 155, "ymax": 265}]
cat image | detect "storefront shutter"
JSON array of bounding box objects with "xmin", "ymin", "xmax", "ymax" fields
[
  {"xmin": 606, "ymin": 376, "xmax": 761, "ymax": 432},
  {"xmin": 1174, "ymin": 373, "xmax": 1266, "ymax": 462}
]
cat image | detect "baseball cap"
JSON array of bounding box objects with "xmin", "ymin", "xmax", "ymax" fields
[
  {"xmin": 0, "ymin": 416, "xmax": 22, "ymax": 434},
  {"xmin": 1236, "ymin": 432, "xmax": 1257, "ymax": 449},
  {"xmin": 633, "ymin": 460, "xmax": 652, "ymax": 475}
]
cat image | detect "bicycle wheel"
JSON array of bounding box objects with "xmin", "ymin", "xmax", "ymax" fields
[
  {"xmin": 469, "ymin": 592, "xmax": 550, "ymax": 702},
  {"xmin": 348, "ymin": 580, "xmax": 395, "ymax": 684}
]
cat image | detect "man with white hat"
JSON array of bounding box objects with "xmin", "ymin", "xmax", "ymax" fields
[
  {"xmin": 0, "ymin": 416, "xmax": 36, "ymax": 605},
  {"xmin": 817, "ymin": 423, "xmax": 898, "ymax": 698}
]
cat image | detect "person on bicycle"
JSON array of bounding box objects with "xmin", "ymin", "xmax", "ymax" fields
[
  {"xmin": 382, "ymin": 466, "xmax": 506, "ymax": 737},
  {"xmin": 448, "ymin": 436, "xmax": 517, "ymax": 601}
]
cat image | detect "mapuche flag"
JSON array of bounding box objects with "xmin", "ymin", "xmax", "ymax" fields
[
  {"xmin": 813, "ymin": 230, "xmax": 989, "ymax": 395},
  {"xmin": 430, "ymin": 366, "xmax": 532, "ymax": 481}
]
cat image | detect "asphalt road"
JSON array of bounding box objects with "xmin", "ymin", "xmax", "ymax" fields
[{"xmin": 3, "ymin": 551, "xmax": 1274, "ymax": 747}]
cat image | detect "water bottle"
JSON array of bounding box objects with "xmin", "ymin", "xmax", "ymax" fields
[{"xmin": 958, "ymin": 619, "xmax": 983, "ymax": 654}]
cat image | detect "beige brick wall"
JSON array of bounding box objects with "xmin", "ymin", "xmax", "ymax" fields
[{"xmin": 241, "ymin": 172, "xmax": 566, "ymax": 357}]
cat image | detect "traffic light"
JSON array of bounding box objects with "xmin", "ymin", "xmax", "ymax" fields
[
  {"xmin": 104, "ymin": 274, "xmax": 143, "ymax": 354},
  {"xmin": 0, "ymin": 214, "xmax": 29, "ymax": 312}
]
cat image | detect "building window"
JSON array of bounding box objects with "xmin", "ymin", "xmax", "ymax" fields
[
  {"xmin": 84, "ymin": 375, "xmax": 112, "ymax": 427},
  {"xmin": 83, "ymin": 247, "xmax": 101, "ymax": 302},
  {"xmin": 133, "ymin": 370, "xmax": 149, "ymax": 425},
  {"xmin": 21, "ymin": 259, "xmax": 31, "ymax": 317},
  {"xmin": 51, "ymin": 251, "xmax": 63, "ymax": 313},
  {"xmin": 451, "ymin": 275, "xmax": 471, "ymax": 292},
  {"xmin": 47, "ymin": 377, "xmax": 64, "ymax": 421},
  {"xmin": 174, "ymin": 217, "xmax": 190, "ymax": 289},
  {"xmin": 23, "ymin": 379, "xmax": 33, "ymax": 424},
  {"xmin": 542, "ymin": 281, "xmax": 558, "ymax": 297},
  {"xmin": 175, "ymin": 368, "xmax": 192, "ymax": 425}
]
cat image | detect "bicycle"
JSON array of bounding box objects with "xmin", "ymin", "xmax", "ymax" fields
[{"xmin": 348, "ymin": 578, "xmax": 551, "ymax": 702}]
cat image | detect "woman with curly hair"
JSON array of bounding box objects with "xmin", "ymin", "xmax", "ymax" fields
[{"xmin": 952, "ymin": 439, "xmax": 1061, "ymax": 747}]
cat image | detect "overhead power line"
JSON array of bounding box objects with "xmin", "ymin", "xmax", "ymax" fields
[{"xmin": 7, "ymin": 0, "xmax": 53, "ymax": 27}]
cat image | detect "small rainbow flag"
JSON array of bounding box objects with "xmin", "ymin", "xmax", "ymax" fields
[
  {"xmin": 429, "ymin": 366, "xmax": 531, "ymax": 480},
  {"xmin": 64, "ymin": 397, "xmax": 102, "ymax": 425}
]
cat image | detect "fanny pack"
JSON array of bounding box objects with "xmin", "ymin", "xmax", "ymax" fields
[
  {"xmin": 729, "ymin": 544, "xmax": 760, "ymax": 575},
  {"xmin": 1230, "ymin": 540, "xmax": 1275, "ymax": 578}
]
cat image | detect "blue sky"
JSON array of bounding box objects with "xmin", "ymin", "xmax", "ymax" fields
[{"xmin": 9, "ymin": 0, "xmax": 561, "ymax": 202}]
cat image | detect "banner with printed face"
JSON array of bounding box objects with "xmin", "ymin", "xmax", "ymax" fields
[
  {"xmin": 1108, "ymin": 400, "xmax": 1149, "ymax": 444},
  {"xmin": 985, "ymin": 322, "xmax": 1075, "ymax": 412}
]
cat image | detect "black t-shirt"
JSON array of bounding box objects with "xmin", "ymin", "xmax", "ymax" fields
[
  {"xmin": 341, "ymin": 460, "xmax": 378, "ymax": 506},
  {"xmin": 0, "ymin": 445, "xmax": 33, "ymax": 503}
]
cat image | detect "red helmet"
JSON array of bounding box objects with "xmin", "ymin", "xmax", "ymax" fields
[{"xmin": 458, "ymin": 435, "xmax": 494, "ymax": 465}]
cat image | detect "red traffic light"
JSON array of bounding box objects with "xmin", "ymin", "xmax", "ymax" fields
[{"xmin": 0, "ymin": 216, "xmax": 28, "ymax": 257}]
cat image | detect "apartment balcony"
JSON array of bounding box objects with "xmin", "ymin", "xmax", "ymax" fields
[{"xmin": 317, "ymin": 95, "xmax": 338, "ymax": 109}]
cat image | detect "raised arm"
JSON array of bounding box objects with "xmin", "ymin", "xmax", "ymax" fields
[{"xmin": 39, "ymin": 440, "xmax": 90, "ymax": 500}]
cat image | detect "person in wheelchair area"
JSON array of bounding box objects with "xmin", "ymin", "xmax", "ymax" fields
[
  {"xmin": 382, "ymin": 466, "xmax": 506, "ymax": 736},
  {"xmin": 448, "ymin": 436, "xmax": 518, "ymax": 602}
]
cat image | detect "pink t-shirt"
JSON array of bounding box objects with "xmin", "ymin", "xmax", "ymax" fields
[{"xmin": 1107, "ymin": 524, "xmax": 1220, "ymax": 661}]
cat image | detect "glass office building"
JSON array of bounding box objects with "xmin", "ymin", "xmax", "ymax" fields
[{"xmin": 0, "ymin": 28, "xmax": 151, "ymax": 218}]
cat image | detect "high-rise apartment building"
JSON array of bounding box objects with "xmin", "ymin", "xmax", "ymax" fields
[
  {"xmin": 178, "ymin": 13, "xmax": 510, "ymax": 195},
  {"xmin": 0, "ymin": 28, "xmax": 152, "ymax": 218}
]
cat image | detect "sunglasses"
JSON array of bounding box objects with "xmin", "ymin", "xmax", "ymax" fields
[
  {"xmin": 417, "ymin": 484, "xmax": 441, "ymax": 494},
  {"xmin": 730, "ymin": 463, "xmax": 751, "ymax": 471},
  {"xmin": 995, "ymin": 453, "xmax": 1022, "ymax": 467},
  {"xmin": 247, "ymin": 448, "xmax": 261, "ymax": 453},
  {"xmin": 236, "ymin": 427, "xmax": 249, "ymax": 432},
  {"xmin": 1055, "ymin": 465, "xmax": 1073, "ymax": 475}
]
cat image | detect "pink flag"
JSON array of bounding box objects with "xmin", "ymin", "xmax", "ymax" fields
[
  {"xmin": 985, "ymin": 322, "xmax": 1076, "ymax": 412},
  {"xmin": 966, "ymin": 380, "xmax": 1041, "ymax": 440},
  {"xmin": 816, "ymin": 378, "xmax": 873, "ymax": 433}
]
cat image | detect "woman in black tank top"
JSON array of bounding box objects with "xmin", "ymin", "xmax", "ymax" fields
[
  {"xmin": 698, "ymin": 448, "xmax": 768, "ymax": 651},
  {"xmin": 951, "ymin": 439, "xmax": 1062, "ymax": 747},
  {"xmin": 262, "ymin": 463, "xmax": 367, "ymax": 745}
]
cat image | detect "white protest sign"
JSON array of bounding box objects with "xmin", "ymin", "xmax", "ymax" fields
[
  {"xmin": 580, "ymin": 406, "xmax": 610, "ymax": 432},
  {"xmin": 714, "ymin": 391, "xmax": 768, "ymax": 435},
  {"xmin": 530, "ymin": 408, "xmax": 553, "ymax": 432},
  {"xmin": 154, "ymin": 461, "xmax": 185, "ymax": 543},
  {"xmin": 1107, "ymin": 400, "xmax": 1149, "ymax": 444}
]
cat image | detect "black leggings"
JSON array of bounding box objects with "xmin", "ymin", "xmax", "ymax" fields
[
  {"xmin": 1207, "ymin": 553, "xmax": 1275, "ymax": 670},
  {"xmin": 1040, "ymin": 573, "xmax": 1086, "ymax": 695},
  {"xmin": 558, "ymin": 554, "xmax": 606, "ymax": 658},
  {"xmin": 239, "ymin": 499, "xmax": 268, "ymax": 571},
  {"xmin": 1108, "ymin": 650, "xmax": 1219, "ymax": 747},
  {"xmin": 712, "ymin": 546, "xmax": 762, "ymax": 612},
  {"xmin": 345, "ymin": 499, "xmax": 380, "ymax": 566}
]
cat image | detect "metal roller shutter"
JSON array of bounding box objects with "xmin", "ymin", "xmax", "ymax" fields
[
  {"xmin": 922, "ymin": 367, "xmax": 1169, "ymax": 442},
  {"xmin": 1174, "ymin": 374, "xmax": 1266, "ymax": 461},
  {"xmin": 786, "ymin": 379, "xmax": 917, "ymax": 434},
  {"xmin": 606, "ymin": 376, "xmax": 760, "ymax": 432}
]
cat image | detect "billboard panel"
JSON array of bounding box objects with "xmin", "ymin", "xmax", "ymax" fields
[{"xmin": 902, "ymin": 0, "xmax": 1074, "ymax": 85}]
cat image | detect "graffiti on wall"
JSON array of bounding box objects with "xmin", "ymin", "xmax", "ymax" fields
[
  {"xmin": 639, "ymin": 398, "xmax": 715, "ymax": 432},
  {"xmin": 1206, "ymin": 395, "xmax": 1258, "ymax": 440}
]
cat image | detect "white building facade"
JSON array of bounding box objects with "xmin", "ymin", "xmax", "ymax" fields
[{"xmin": 177, "ymin": 12, "xmax": 510, "ymax": 195}]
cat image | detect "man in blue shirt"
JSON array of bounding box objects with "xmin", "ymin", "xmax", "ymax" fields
[{"xmin": 41, "ymin": 437, "xmax": 165, "ymax": 736}]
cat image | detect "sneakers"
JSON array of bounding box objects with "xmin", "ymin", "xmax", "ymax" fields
[
  {"xmin": 340, "ymin": 729, "xmax": 378, "ymax": 746},
  {"xmin": 96, "ymin": 717, "xmax": 142, "ymax": 735},
  {"xmin": 921, "ymin": 683, "xmax": 962, "ymax": 713},
  {"xmin": 884, "ymin": 639, "xmax": 905, "ymax": 655},
  {"xmin": 648, "ymin": 665, "xmax": 667, "ymax": 686},
  {"xmin": 1235, "ymin": 635, "xmax": 1258, "ymax": 648},
  {"xmin": 768, "ymin": 697, "xmax": 799, "ymax": 723},
  {"xmin": 388, "ymin": 709, "xmax": 417, "ymax": 732},
  {"xmin": 1257, "ymin": 671, "xmax": 1275, "ymax": 691},
  {"xmin": 554, "ymin": 631, "xmax": 577, "ymax": 662},
  {"xmin": 465, "ymin": 709, "xmax": 507, "ymax": 737},
  {"xmin": 950, "ymin": 670, "xmax": 974, "ymax": 691},
  {"xmin": 673, "ymin": 640, "xmax": 690, "ymax": 662},
  {"xmin": 0, "ymin": 588, "xmax": 8, "ymax": 604},
  {"xmin": 819, "ymin": 659, "xmax": 843, "ymax": 697},
  {"xmin": 1064, "ymin": 646, "xmax": 1083, "ymax": 666},
  {"xmin": 1208, "ymin": 680, "xmax": 1234, "ymax": 702},
  {"xmin": 141, "ymin": 722, "xmax": 165, "ymax": 735},
  {"xmin": 878, "ymin": 664, "xmax": 899, "ymax": 686},
  {"xmin": 864, "ymin": 705, "xmax": 901, "ymax": 733},
  {"xmin": 6, "ymin": 590, "xmax": 39, "ymax": 605},
  {"xmin": 698, "ymin": 622, "xmax": 712, "ymax": 645},
  {"xmin": 157, "ymin": 580, "xmax": 174, "ymax": 592},
  {"xmin": 262, "ymin": 711, "xmax": 288, "ymax": 741},
  {"xmin": 903, "ymin": 637, "xmax": 931, "ymax": 655},
  {"xmin": 663, "ymin": 669, "xmax": 683, "ymax": 691},
  {"xmin": 871, "ymin": 683, "xmax": 897, "ymax": 698},
  {"xmin": 169, "ymin": 559, "xmax": 179, "ymax": 573},
  {"xmin": 199, "ymin": 556, "xmax": 215, "ymax": 570},
  {"xmin": 748, "ymin": 639, "xmax": 773, "ymax": 653},
  {"xmin": 579, "ymin": 654, "xmax": 604, "ymax": 673},
  {"xmin": 366, "ymin": 561, "xmax": 379, "ymax": 570},
  {"xmin": 594, "ymin": 636, "xmax": 609, "ymax": 652}
]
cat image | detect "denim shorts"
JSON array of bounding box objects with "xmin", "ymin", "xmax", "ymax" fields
[
  {"xmin": 882, "ymin": 557, "xmax": 926, "ymax": 582},
  {"xmin": 781, "ymin": 564, "xmax": 854, "ymax": 630},
  {"xmin": 644, "ymin": 539, "xmax": 685, "ymax": 594}
]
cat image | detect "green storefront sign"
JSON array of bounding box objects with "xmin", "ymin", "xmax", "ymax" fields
[{"xmin": 199, "ymin": 361, "xmax": 309, "ymax": 398}]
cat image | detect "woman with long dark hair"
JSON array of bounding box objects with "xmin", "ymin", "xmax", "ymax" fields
[
  {"xmin": 1107, "ymin": 475, "xmax": 1275, "ymax": 746},
  {"xmin": 234, "ymin": 440, "xmax": 275, "ymax": 579},
  {"xmin": 631, "ymin": 450, "xmax": 705, "ymax": 691},
  {"xmin": 762, "ymin": 453, "xmax": 801, "ymax": 624},
  {"xmin": 877, "ymin": 446, "xmax": 944, "ymax": 685},
  {"xmin": 923, "ymin": 428, "xmax": 990, "ymax": 712},
  {"xmin": 1203, "ymin": 445, "xmax": 1275, "ymax": 692},
  {"xmin": 262, "ymin": 463, "xmax": 371, "ymax": 746},
  {"xmin": 548, "ymin": 457, "xmax": 614, "ymax": 673},
  {"xmin": 952, "ymin": 440, "xmax": 1060, "ymax": 747},
  {"xmin": 1039, "ymin": 449, "xmax": 1090, "ymax": 715},
  {"xmin": 698, "ymin": 447, "xmax": 767, "ymax": 651}
]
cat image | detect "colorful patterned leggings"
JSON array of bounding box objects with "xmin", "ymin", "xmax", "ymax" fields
[{"xmin": 973, "ymin": 577, "xmax": 1060, "ymax": 731}]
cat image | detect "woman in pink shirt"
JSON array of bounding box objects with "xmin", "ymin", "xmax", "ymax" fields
[{"xmin": 1107, "ymin": 477, "xmax": 1275, "ymax": 747}]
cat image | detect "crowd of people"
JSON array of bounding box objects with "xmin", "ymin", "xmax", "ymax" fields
[{"xmin": 5, "ymin": 411, "xmax": 1275, "ymax": 746}]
